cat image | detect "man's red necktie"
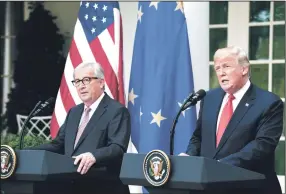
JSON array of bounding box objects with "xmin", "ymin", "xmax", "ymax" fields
[{"xmin": 216, "ymin": 94, "xmax": 235, "ymax": 147}]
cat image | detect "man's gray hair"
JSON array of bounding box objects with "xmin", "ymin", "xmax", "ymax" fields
[
  {"xmin": 214, "ymin": 46, "xmax": 250, "ymax": 67},
  {"xmin": 73, "ymin": 61, "xmax": 105, "ymax": 79}
]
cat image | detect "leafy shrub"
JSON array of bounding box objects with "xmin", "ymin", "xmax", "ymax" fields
[{"xmin": 1, "ymin": 133, "xmax": 50, "ymax": 149}]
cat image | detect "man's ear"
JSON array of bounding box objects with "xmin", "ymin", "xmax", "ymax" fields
[
  {"xmin": 100, "ymin": 79, "xmax": 105, "ymax": 89},
  {"xmin": 242, "ymin": 66, "xmax": 249, "ymax": 76}
]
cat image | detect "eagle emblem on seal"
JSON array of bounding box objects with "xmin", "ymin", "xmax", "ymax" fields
[
  {"xmin": 149, "ymin": 156, "xmax": 166, "ymax": 180},
  {"xmin": 1, "ymin": 145, "xmax": 17, "ymax": 179},
  {"xmin": 1, "ymin": 151, "xmax": 11, "ymax": 174},
  {"xmin": 143, "ymin": 149, "xmax": 171, "ymax": 186}
]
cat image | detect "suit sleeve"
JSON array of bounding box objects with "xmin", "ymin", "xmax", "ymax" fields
[
  {"xmin": 219, "ymin": 99, "xmax": 284, "ymax": 168},
  {"xmin": 91, "ymin": 107, "xmax": 131, "ymax": 164},
  {"xmin": 186, "ymin": 99, "xmax": 204, "ymax": 156},
  {"xmin": 26, "ymin": 110, "xmax": 71, "ymax": 154}
]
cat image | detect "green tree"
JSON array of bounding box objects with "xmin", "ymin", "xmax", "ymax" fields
[{"xmin": 2, "ymin": 2, "xmax": 65, "ymax": 134}]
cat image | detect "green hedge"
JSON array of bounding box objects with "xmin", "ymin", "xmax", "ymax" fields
[
  {"xmin": 1, "ymin": 133, "xmax": 50, "ymax": 150},
  {"xmin": 275, "ymin": 140, "xmax": 285, "ymax": 175}
]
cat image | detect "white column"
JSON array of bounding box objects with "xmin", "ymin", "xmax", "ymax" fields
[
  {"xmin": 23, "ymin": 2, "xmax": 30, "ymax": 21},
  {"xmin": 228, "ymin": 2, "xmax": 249, "ymax": 53},
  {"xmin": 184, "ymin": 2, "xmax": 210, "ymax": 91},
  {"xmin": 2, "ymin": 2, "xmax": 12, "ymax": 115},
  {"xmin": 120, "ymin": 2, "xmax": 138, "ymax": 104},
  {"xmin": 183, "ymin": 2, "xmax": 210, "ymax": 114}
]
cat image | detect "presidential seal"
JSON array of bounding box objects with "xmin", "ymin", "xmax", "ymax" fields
[
  {"xmin": 1, "ymin": 145, "xmax": 17, "ymax": 179},
  {"xmin": 143, "ymin": 150, "xmax": 171, "ymax": 187}
]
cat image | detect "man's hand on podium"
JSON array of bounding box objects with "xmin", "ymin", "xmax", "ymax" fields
[
  {"xmin": 73, "ymin": 152, "xmax": 96, "ymax": 175},
  {"xmin": 178, "ymin": 153, "xmax": 190, "ymax": 156}
]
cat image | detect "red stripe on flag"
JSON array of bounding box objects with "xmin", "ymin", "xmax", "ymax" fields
[
  {"xmin": 59, "ymin": 76, "xmax": 76, "ymax": 112},
  {"xmin": 89, "ymin": 34, "xmax": 118, "ymax": 99},
  {"xmin": 50, "ymin": 112, "xmax": 59, "ymax": 138},
  {"xmin": 108, "ymin": 23, "xmax": 115, "ymax": 44},
  {"xmin": 117, "ymin": 17, "xmax": 125, "ymax": 105},
  {"xmin": 70, "ymin": 39, "xmax": 83, "ymax": 68}
]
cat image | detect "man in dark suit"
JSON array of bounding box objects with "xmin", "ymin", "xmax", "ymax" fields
[
  {"xmin": 180, "ymin": 46, "xmax": 284, "ymax": 194},
  {"xmin": 32, "ymin": 61, "xmax": 131, "ymax": 194}
]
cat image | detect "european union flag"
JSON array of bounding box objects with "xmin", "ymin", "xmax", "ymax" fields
[{"xmin": 128, "ymin": 2, "xmax": 196, "ymax": 155}]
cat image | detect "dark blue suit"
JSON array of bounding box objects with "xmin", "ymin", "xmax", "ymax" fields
[
  {"xmin": 31, "ymin": 94, "xmax": 131, "ymax": 194},
  {"xmin": 186, "ymin": 83, "xmax": 284, "ymax": 194}
]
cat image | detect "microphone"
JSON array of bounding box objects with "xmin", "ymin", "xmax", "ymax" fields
[
  {"xmin": 19, "ymin": 97, "xmax": 55, "ymax": 149},
  {"xmin": 181, "ymin": 89, "xmax": 206, "ymax": 111},
  {"xmin": 31, "ymin": 97, "xmax": 55, "ymax": 117},
  {"xmin": 185, "ymin": 92, "xmax": 195, "ymax": 102},
  {"xmin": 169, "ymin": 89, "xmax": 206, "ymax": 155}
]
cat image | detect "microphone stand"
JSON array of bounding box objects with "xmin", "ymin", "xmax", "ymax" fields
[
  {"xmin": 19, "ymin": 101, "xmax": 42, "ymax": 150},
  {"xmin": 170, "ymin": 90, "xmax": 206, "ymax": 155},
  {"xmin": 170, "ymin": 98, "xmax": 190, "ymax": 155}
]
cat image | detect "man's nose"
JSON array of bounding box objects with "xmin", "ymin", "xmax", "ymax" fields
[
  {"xmin": 217, "ymin": 69, "xmax": 226, "ymax": 76},
  {"xmin": 78, "ymin": 83, "xmax": 86, "ymax": 90}
]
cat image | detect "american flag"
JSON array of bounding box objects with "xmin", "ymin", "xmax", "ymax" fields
[{"xmin": 50, "ymin": 1, "xmax": 125, "ymax": 138}]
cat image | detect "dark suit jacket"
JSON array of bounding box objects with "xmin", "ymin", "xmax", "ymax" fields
[
  {"xmin": 186, "ymin": 83, "xmax": 284, "ymax": 194},
  {"xmin": 33, "ymin": 93, "xmax": 131, "ymax": 194}
]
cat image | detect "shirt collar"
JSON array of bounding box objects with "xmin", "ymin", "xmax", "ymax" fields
[
  {"xmin": 84, "ymin": 92, "xmax": 105, "ymax": 111},
  {"xmin": 225, "ymin": 79, "xmax": 251, "ymax": 100}
]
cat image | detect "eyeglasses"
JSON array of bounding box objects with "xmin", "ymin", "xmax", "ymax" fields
[{"xmin": 71, "ymin": 77, "xmax": 98, "ymax": 87}]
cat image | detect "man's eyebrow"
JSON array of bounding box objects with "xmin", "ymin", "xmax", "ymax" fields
[
  {"xmin": 216, "ymin": 61, "xmax": 230, "ymax": 66},
  {"xmin": 215, "ymin": 62, "xmax": 226, "ymax": 67}
]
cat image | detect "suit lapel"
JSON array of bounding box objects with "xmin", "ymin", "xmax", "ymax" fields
[
  {"xmin": 213, "ymin": 84, "xmax": 256, "ymax": 158},
  {"xmin": 67, "ymin": 104, "xmax": 84, "ymax": 156},
  {"xmin": 208, "ymin": 89, "xmax": 225, "ymax": 155},
  {"xmin": 72, "ymin": 94, "xmax": 109, "ymax": 153}
]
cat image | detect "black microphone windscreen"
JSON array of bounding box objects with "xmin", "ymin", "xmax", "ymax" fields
[
  {"xmin": 46, "ymin": 97, "xmax": 55, "ymax": 104},
  {"xmin": 196, "ymin": 89, "xmax": 206, "ymax": 99}
]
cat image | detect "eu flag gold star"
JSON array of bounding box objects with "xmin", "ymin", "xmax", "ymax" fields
[
  {"xmin": 150, "ymin": 110, "xmax": 166, "ymax": 127},
  {"xmin": 129, "ymin": 88, "xmax": 138, "ymax": 105},
  {"xmin": 137, "ymin": 6, "xmax": 144, "ymax": 23},
  {"xmin": 149, "ymin": 2, "xmax": 159, "ymax": 10},
  {"xmin": 175, "ymin": 1, "xmax": 184, "ymax": 14}
]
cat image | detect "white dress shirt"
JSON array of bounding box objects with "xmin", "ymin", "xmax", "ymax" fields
[
  {"xmin": 216, "ymin": 80, "xmax": 251, "ymax": 131},
  {"xmin": 79, "ymin": 92, "xmax": 105, "ymax": 126}
]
